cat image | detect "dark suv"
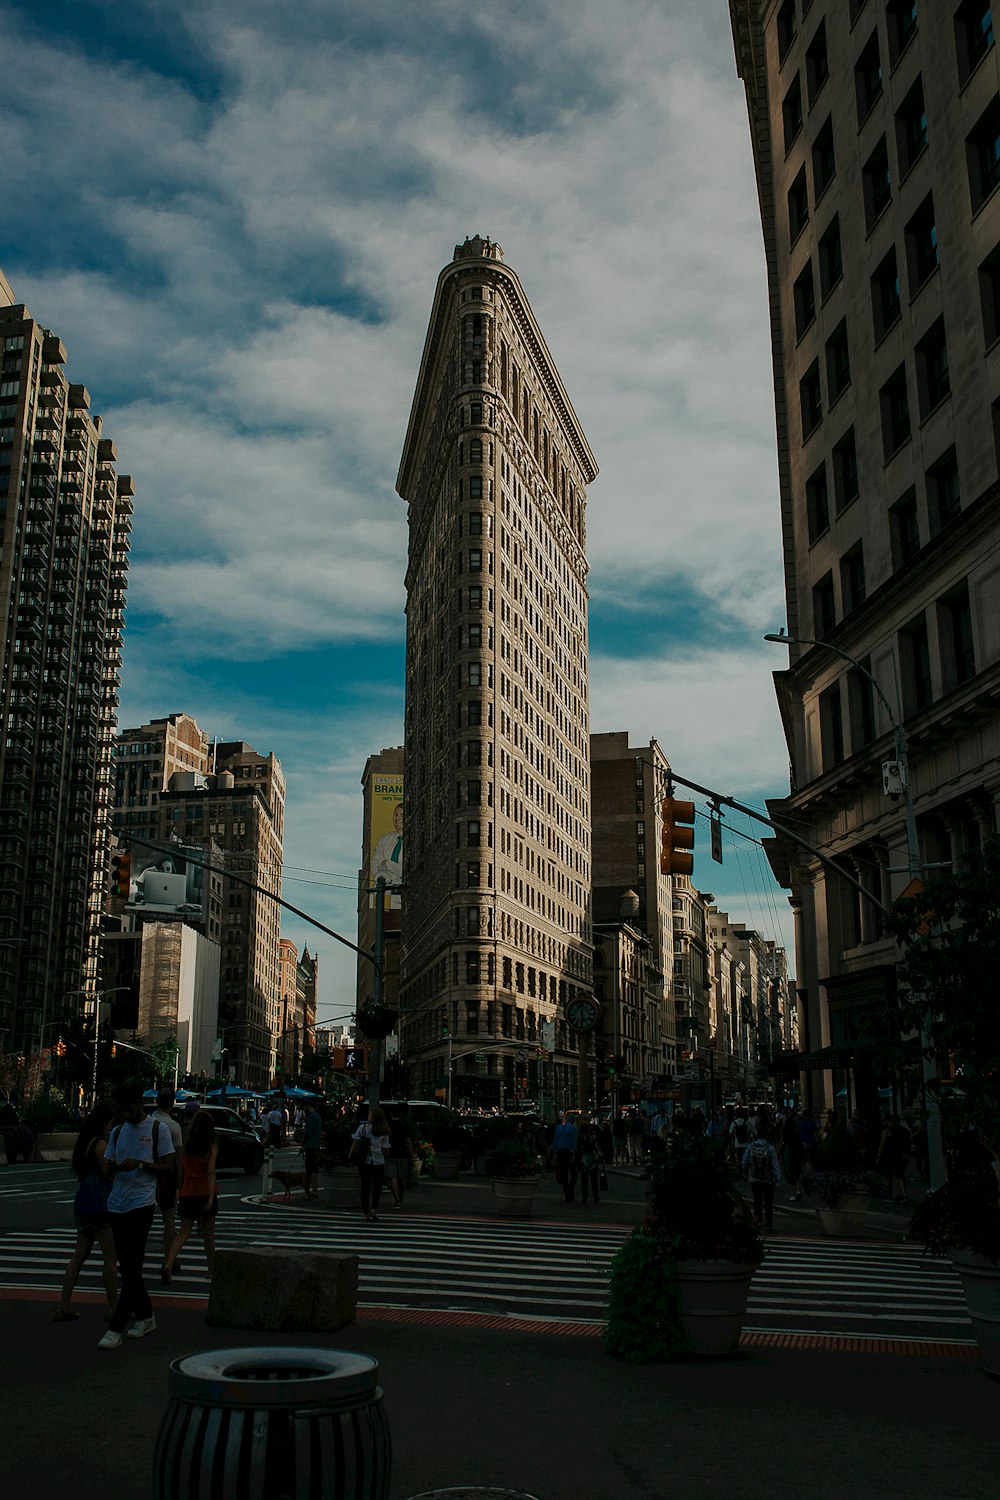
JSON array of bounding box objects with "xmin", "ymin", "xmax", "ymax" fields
[{"xmin": 165, "ymin": 1105, "xmax": 264, "ymax": 1175}]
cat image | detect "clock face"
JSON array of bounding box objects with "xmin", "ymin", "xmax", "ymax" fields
[{"xmin": 567, "ymin": 997, "xmax": 599, "ymax": 1031}]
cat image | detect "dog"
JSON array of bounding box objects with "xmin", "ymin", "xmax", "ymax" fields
[{"xmin": 272, "ymin": 1169, "xmax": 310, "ymax": 1201}]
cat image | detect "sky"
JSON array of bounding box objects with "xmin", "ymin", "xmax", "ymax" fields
[{"xmin": 2, "ymin": 0, "xmax": 796, "ymax": 1020}]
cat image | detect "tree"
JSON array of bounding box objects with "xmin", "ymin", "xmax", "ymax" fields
[{"xmin": 886, "ymin": 836, "xmax": 1000, "ymax": 1140}]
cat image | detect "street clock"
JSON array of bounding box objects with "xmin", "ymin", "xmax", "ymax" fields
[{"xmin": 566, "ymin": 996, "xmax": 600, "ymax": 1032}]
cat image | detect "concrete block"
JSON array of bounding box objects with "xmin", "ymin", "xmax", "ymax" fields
[{"xmin": 206, "ymin": 1246, "xmax": 359, "ymax": 1332}]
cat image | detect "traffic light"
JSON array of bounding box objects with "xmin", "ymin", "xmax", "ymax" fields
[
  {"xmin": 56, "ymin": 1038, "xmax": 66, "ymax": 1058},
  {"xmin": 660, "ymin": 797, "xmax": 695, "ymax": 877},
  {"xmin": 441, "ymin": 1016, "xmax": 451, "ymax": 1038},
  {"xmin": 110, "ymin": 849, "xmax": 131, "ymax": 899}
]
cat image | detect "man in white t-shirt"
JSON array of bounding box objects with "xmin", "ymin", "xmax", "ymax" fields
[
  {"xmin": 99, "ymin": 1083, "xmax": 174, "ymax": 1349},
  {"xmin": 149, "ymin": 1087, "xmax": 183, "ymax": 1267}
]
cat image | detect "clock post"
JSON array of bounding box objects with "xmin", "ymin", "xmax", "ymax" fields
[{"xmin": 566, "ymin": 993, "xmax": 599, "ymax": 1112}]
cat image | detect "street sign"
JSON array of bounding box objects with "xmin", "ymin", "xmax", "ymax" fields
[{"xmin": 474, "ymin": 1052, "xmax": 485, "ymax": 1063}]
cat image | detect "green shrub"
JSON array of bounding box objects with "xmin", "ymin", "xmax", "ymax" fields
[{"xmin": 603, "ymin": 1234, "xmax": 693, "ymax": 1363}]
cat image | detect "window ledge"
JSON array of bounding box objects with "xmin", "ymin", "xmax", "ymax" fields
[
  {"xmin": 907, "ymin": 262, "xmax": 940, "ymax": 305},
  {"xmin": 857, "ymin": 93, "xmax": 884, "ymax": 132},
  {"xmin": 865, "ymin": 200, "xmax": 893, "ymax": 240},
  {"xmin": 898, "ymin": 143, "xmax": 929, "ymax": 187},
  {"xmin": 807, "ymin": 74, "xmax": 829, "ymax": 112},
  {"xmin": 882, "ymin": 434, "xmax": 913, "ymax": 468},
  {"xmin": 918, "ymin": 391, "xmax": 953, "ymax": 428},
  {"xmin": 888, "ymin": 29, "xmax": 919, "ymax": 75},
  {"xmin": 873, "ymin": 315, "xmax": 902, "ymax": 350},
  {"xmin": 958, "ymin": 44, "xmax": 996, "ymax": 96},
  {"xmin": 813, "ymin": 174, "xmax": 836, "ymax": 209},
  {"xmin": 827, "ymin": 380, "xmax": 852, "ymax": 413}
]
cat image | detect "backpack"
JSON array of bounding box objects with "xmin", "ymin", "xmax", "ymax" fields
[
  {"xmin": 748, "ymin": 1139, "xmax": 772, "ymax": 1182},
  {"xmin": 732, "ymin": 1117, "xmax": 750, "ymax": 1146}
]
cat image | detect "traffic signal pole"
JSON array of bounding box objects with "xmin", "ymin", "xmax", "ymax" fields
[{"xmin": 367, "ymin": 876, "xmax": 386, "ymax": 1112}]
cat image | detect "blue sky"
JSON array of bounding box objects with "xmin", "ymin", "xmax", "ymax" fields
[{"xmin": 2, "ymin": 0, "xmax": 795, "ymax": 1019}]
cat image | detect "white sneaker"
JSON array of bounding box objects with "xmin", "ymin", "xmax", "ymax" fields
[
  {"xmin": 126, "ymin": 1316, "xmax": 157, "ymax": 1339},
  {"xmin": 98, "ymin": 1329, "xmax": 123, "ymax": 1350}
]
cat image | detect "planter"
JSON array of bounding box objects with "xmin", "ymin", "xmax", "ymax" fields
[
  {"xmin": 316, "ymin": 1164, "xmax": 362, "ymax": 1208},
  {"xmin": 432, "ymin": 1151, "xmax": 463, "ymax": 1180},
  {"xmin": 492, "ymin": 1176, "xmax": 541, "ymax": 1217},
  {"xmin": 816, "ymin": 1191, "xmax": 870, "ymax": 1238},
  {"xmin": 673, "ymin": 1259, "xmax": 757, "ymax": 1356},
  {"xmin": 952, "ymin": 1250, "xmax": 1000, "ymax": 1378}
]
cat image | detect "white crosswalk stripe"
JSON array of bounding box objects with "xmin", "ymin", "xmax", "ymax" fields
[{"xmin": 0, "ymin": 1205, "xmax": 974, "ymax": 1340}]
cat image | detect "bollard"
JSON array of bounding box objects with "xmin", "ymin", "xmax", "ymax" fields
[{"xmin": 154, "ymin": 1347, "xmax": 390, "ymax": 1500}]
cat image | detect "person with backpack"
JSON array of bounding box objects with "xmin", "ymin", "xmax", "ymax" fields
[
  {"xmin": 730, "ymin": 1106, "xmax": 752, "ymax": 1166},
  {"xmin": 743, "ymin": 1126, "xmax": 782, "ymax": 1233},
  {"xmin": 148, "ymin": 1086, "xmax": 183, "ymax": 1270},
  {"xmin": 98, "ymin": 1082, "xmax": 175, "ymax": 1348}
]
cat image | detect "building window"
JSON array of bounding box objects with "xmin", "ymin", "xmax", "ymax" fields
[
  {"xmin": 895, "ymin": 76, "xmax": 927, "ymax": 178},
  {"xmin": 967, "ymin": 95, "xmax": 1000, "ymax": 212},
  {"xmin": 805, "ymin": 461, "xmax": 830, "ymax": 543},
  {"xmin": 818, "ymin": 215, "xmax": 843, "ymax": 298},
  {"xmin": 468, "ymin": 511, "xmax": 483, "ymax": 536},
  {"xmin": 467, "ymin": 820, "xmax": 481, "ymax": 846},
  {"xmin": 466, "ymin": 952, "xmax": 480, "ymax": 984},
  {"xmin": 833, "ymin": 427, "xmax": 860, "ymax": 512},
  {"xmin": 812, "ymin": 115, "xmax": 836, "ymax": 198},
  {"xmin": 889, "ymin": 486, "xmax": 921, "ymax": 567},
  {"xmin": 783, "ymin": 73, "xmax": 804, "ymax": 152},
  {"xmin": 855, "ymin": 30, "xmax": 883, "ymax": 122},
  {"xmin": 788, "ymin": 166, "xmax": 810, "ymax": 243},
  {"xmin": 467, "ymin": 662, "xmax": 482, "ymax": 687},
  {"xmin": 466, "ymin": 1002, "xmax": 479, "ymax": 1034},
  {"xmin": 938, "ymin": 582, "xmax": 976, "ymax": 689},
  {"xmin": 466, "ymin": 779, "xmax": 481, "ymax": 804},
  {"xmin": 467, "ymin": 622, "xmax": 482, "ymax": 648},
  {"xmin": 467, "ymin": 906, "xmax": 481, "ymax": 935},
  {"xmin": 819, "ymin": 683, "xmax": 845, "ymax": 769},
  {"xmin": 777, "ymin": 0, "xmax": 797, "ymax": 63},
  {"xmin": 915, "ymin": 317, "xmax": 950, "ymax": 417},
  {"xmin": 880, "ymin": 364, "xmax": 911, "ymax": 458},
  {"xmin": 469, "ymin": 438, "xmax": 483, "ymax": 462},
  {"xmin": 468, "ymin": 476, "xmax": 483, "ymax": 500},
  {"xmin": 825, "ymin": 318, "xmax": 851, "ymax": 402},
  {"xmin": 926, "ymin": 445, "xmax": 961, "ymax": 532},
  {"xmin": 794, "ymin": 261, "xmax": 816, "ymax": 338},
  {"xmin": 806, "ymin": 20, "xmax": 829, "ymax": 103},
  {"xmin": 849, "ymin": 658, "xmax": 877, "ymax": 749},
  {"xmin": 468, "ymin": 549, "xmax": 482, "ymax": 572},
  {"xmin": 840, "ymin": 542, "xmax": 866, "ymax": 615},
  {"xmin": 871, "ymin": 244, "xmax": 902, "ymax": 341},
  {"xmin": 812, "ymin": 570, "xmax": 836, "ymax": 637},
  {"xmin": 955, "ymin": 1, "xmax": 995, "ymax": 86},
  {"xmin": 863, "ymin": 136, "xmax": 892, "ymax": 230},
  {"xmin": 886, "ymin": 0, "xmax": 919, "ymax": 66},
  {"xmin": 905, "ymin": 194, "xmax": 939, "ymax": 289},
  {"xmin": 900, "ymin": 614, "xmax": 933, "ymax": 713},
  {"xmin": 467, "ymin": 700, "xmax": 482, "ymax": 726},
  {"xmin": 467, "ymin": 585, "xmax": 482, "ymax": 608},
  {"xmin": 467, "ymin": 862, "xmax": 480, "ymax": 887},
  {"xmin": 978, "ymin": 242, "xmax": 1000, "ymax": 346},
  {"xmin": 850, "ymin": 0, "xmax": 869, "ymax": 23},
  {"xmin": 800, "ymin": 358, "xmax": 822, "ymax": 439}
]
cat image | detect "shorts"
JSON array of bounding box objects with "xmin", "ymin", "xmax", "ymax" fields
[
  {"xmin": 157, "ymin": 1185, "xmax": 179, "ymax": 1213},
  {"xmin": 304, "ymin": 1148, "xmax": 319, "ymax": 1174},
  {"xmin": 384, "ymin": 1157, "xmax": 409, "ymax": 1181},
  {"xmin": 177, "ymin": 1193, "xmax": 218, "ymax": 1222},
  {"xmin": 74, "ymin": 1213, "xmax": 110, "ymax": 1236}
]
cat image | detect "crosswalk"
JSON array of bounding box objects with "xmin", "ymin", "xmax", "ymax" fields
[{"xmin": 0, "ymin": 1193, "xmax": 974, "ymax": 1342}]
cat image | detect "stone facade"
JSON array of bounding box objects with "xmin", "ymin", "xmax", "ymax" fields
[
  {"xmin": 732, "ymin": 1, "xmax": 1000, "ymax": 1109},
  {"xmin": 396, "ymin": 236, "xmax": 598, "ymax": 1111}
]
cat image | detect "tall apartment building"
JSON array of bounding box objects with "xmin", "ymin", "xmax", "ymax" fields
[
  {"xmin": 731, "ymin": 1, "xmax": 1000, "ymax": 1112},
  {"xmin": 590, "ymin": 732, "xmax": 680, "ymax": 1078},
  {"xmin": 396, "ymin": 236, "xmax": 598, "ymax": 1111},
  {"xmin": 0, "ymin": 269, "xmax": 135, "ymax": 1055},
  {"xmin": 111, "ymin": 721, "xmax": 285, "ymax": 1087}
]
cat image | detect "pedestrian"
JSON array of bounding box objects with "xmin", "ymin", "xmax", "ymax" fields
[
  {"xmin": 576, "ymin": 1121, "xmax": 602, "ymax": 1204},
  {"xmin": 384, "ymin": 1106, "xmax": 419, "ymax": 1208},
  {"xmin": 267, "ymin": 1101, "xmax": 286, "ymax": 1149},
  {"xmin": 779, "ymin": 1109, "xmax": 805, "ymax": 1201},
  {"xmin": 626, "ymin": 1109, "xmax": 644, "ymax": 1165},
  {"xmin": 743, "ymin": 1126, "xmax": 782, "ymax": 1233},
  {"xmin": 52, "ymin": 1102, "xmax": 117, "ymax": 1322},
  {"xmin": 161, "ymin": 1109, "xmax": 218, "ymax": 1282},
  {"xmin": 98, "ymin": 1082, "xmax": 174, "ymax": 1349},
  {"xmin": 611, "ymin": 1111, "xmax": 628, "ymax": 1166},
  {"xmin": 730, "ymin": 1105, "xmax": 752, "ymax": 1164},
  {"xmin": 797, "ymin": 1105, "xmax": 820, "ymax": 1166},
  {"xmin": 350, "ymin": 1105, "xmax": 390, "ymax": 1221},
  {"xmin": 148, "ymin": 1086, "xmax": 183, "ymax": 1270},
  {"xmin": 552, "ymin": 1112, "xmax": 579, "ymax": 1202},
  {"xmin": 302, "ymin": 1102, "xmax": 323, "ymax": 1200}
]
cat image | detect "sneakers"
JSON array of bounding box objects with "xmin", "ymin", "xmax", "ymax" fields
[
  {"xmin": 51, "ymin": 1306, "xmax": 79, "ymax": 1322},
  {"xmin": 98, "ymin": 1329, "xmax": 123, "ymax": 1350},
  {"xmin": 126, "ymin": 1316, "xmax": 157, "ymax": 1339},
  {"xmin": 160, "ymin": 1264, "xmax": 172, "ymax": 1284}
]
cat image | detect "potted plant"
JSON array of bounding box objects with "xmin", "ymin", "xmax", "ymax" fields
[
  {"xmin": 355, "ymin": 1005, "xmax": 399, "ymax": 1040},
  {"xmin": 604, "ymin": 1133, "xmax": 763, "ymax": 1361},
  {"xmin": 887, "ymin": 838, "xmax": 1000, "ymax": 1376},
  {"xmin": 485, "ymin": 1133, "xmax": 541, "ymax": 1216},
  {"xmin": 801, "ymin": 1126, "xmax": 879, "ymax": 1236}
]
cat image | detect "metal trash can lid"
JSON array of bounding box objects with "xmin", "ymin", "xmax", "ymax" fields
[
  {"xmin": 167, "ymin": 1348, "xmax": 380, "ymax": 1410},
  {"xmin": 403, "ymin": 1491, "xmax": 541, "ymax": 1498}
]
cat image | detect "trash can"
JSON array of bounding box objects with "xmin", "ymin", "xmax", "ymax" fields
[{"xmin": 154, "ymin": 1347, "xmax": 391, "ymax": 1500}]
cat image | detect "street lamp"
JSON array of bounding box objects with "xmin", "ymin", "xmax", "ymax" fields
[
  {"xmin": 765, "ymin": 629, "xmax": 944, "ymax": 1187},
  {"xmin": 67, "ymin": 986, "xmax": 131, "ymax": 1104}
]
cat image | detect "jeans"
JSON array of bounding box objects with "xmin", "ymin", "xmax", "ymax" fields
[
  {"xmin": 579, "ymin": 1163, "xmax": 600, "ymax": 1202},
  {"xmin": 109, "ymin": 1203, "xmax": 155, "ymax": 1332},
  {"xmin": 555, "ymin": 1149, "xmax": 578, "ymax": 1201},
  {"xmin": 750, "ymin": 1181, "xmax": 775, "ymax": 1230},
  {"xmin": 359, "ymin": 1163, "xmax": 385, "ymax": 1216}
]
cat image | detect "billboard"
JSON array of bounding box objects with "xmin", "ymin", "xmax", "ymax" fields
[
  {"xmin": 127, "ymin": 843, "xmax": 210, "ymax": 923},
  {"xmin": 369, "ymin": 773, "xmax": 404, "ymax": 909}
]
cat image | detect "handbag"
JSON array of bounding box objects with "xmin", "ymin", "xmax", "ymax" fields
[
  {"xmin": 599, "ymin": 1168, "xmax": 609, "ymax": 1192},
  {"xmin": 350, "ymin": 1130, "xmax": 371, "ymax": 1166}
]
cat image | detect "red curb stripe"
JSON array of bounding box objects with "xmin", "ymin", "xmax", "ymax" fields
[{"xmin": 740, "ymin": 1330, "xmax": 979, "ymax": 1357}]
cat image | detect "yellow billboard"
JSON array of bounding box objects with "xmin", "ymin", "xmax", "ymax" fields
[{"xmin": 369, "ymin": 774, "xmax": 404, "ymax": 908}]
